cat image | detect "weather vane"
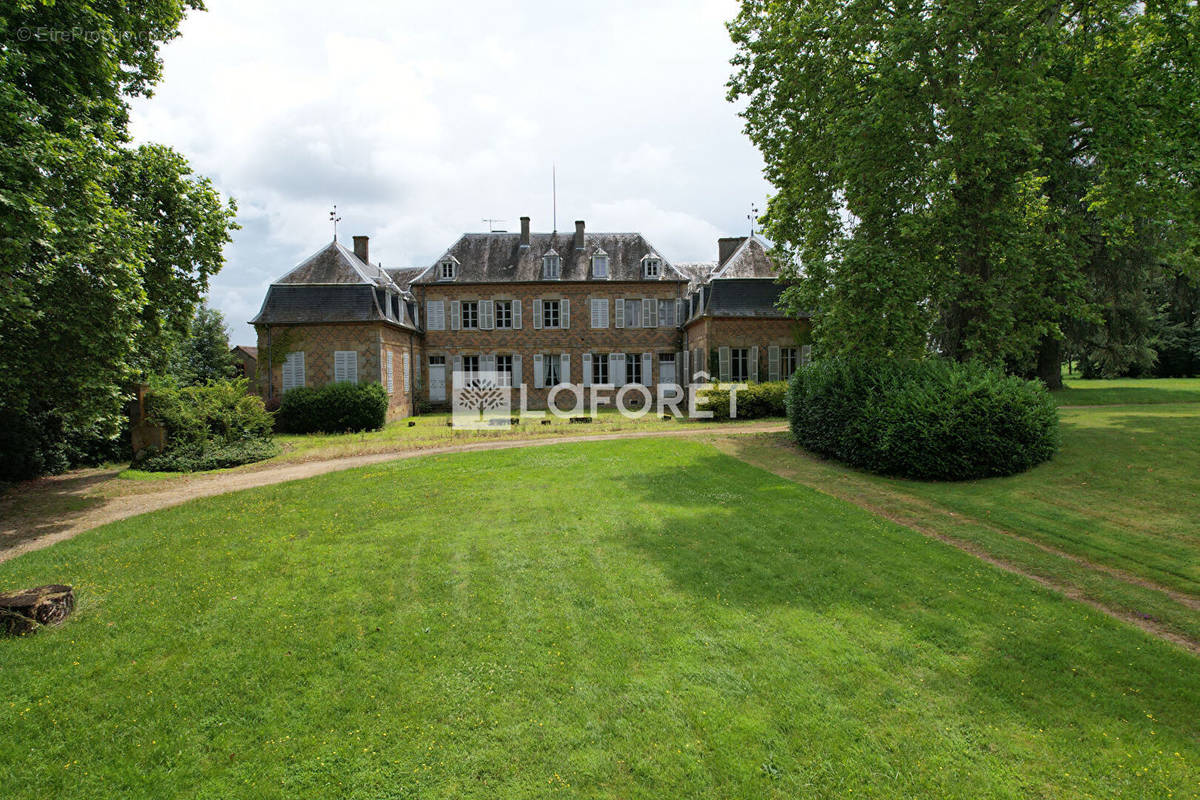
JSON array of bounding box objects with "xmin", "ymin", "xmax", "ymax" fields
[
  {"xmin": 748, "ymin": 204, "xmax": 760, "ymax": 237},
  {"xmin": 329, "ymin": 204, "xmax": 342, "ymax": 240}
]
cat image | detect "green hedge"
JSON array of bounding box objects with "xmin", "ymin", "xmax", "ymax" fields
[
  {"xmin": 786, "ymin": 358, "xmax": 1059, "ymax": 480},
  {"xmin": 141, "ymin": 379, "xmax": 276, "ymax": 471},
  {"xmin": 276, "ymin": 382, "xmax": 389, "ymax": 434},
  {"xmin": 699, "ymin": 381, "xmax": 787, "ymax": 420}
]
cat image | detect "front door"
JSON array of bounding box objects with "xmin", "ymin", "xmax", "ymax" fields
[
  {"xmin": 429, "ymin": 360, "xmax": 446, "ymax": 403},
  {"xmin": 659, "ymin": 356, "xmax": 676, "ymax": 386}
]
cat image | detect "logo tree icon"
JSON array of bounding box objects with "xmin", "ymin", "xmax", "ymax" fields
[{"xmin": 458, "ymin": 377, "xmax": 507, "ymax": 421}]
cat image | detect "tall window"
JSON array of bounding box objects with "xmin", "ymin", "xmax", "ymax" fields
[
  {"xmin": 782, "ymin": 347, "xmax": 798, "ymax": 376},
  {"xmin": 543, "ymin": 354, "xmax": 561, "ymax": 386},
  {"xmin": 496, "ymin": 354, "xmax": 514, "ymax": 387},
  {"xmin": 625, "ymin": 299, "xmax": 642, "ymax": 328},
  {"xmin": 730, "ymin": 348, "xmax": 749, "ymax": 382},
  {"xmin": 281, "ymin": 351, "xmax": 305, "ymax": 392},
  {"xmin": 591, "ymin": 354, "xmax": 609, "ymax": 384},
  {"xmin": 542, "ymin": 299, "xmax": 561, "ymax": 328},
  {"xmin": 462, "ymin": 355, "xmax": 480, "ymax": 378},
  {"xmin": 590, "ymin": 298, "xmax": 609, "ymax": 328},
  {"xmin": 643, "ymin": 257, "xmax": 661, "ymax": 278},
  {"xmin": 495, "ymin": 300, "xmax": 513, "ymax": 329},
  {"xmin": 543, "ymin": 253, "xmax": 561, "ymax": 279},
  {"xmin": 627, "ymin": 353, "xmax": 643, "ymax": 385},
  {"xmin": 658, "ymin": 299, "xmax": 676, "ymax": 327},
  {"xmin": 439, "ymin": 260, "xmax": 456, "ymax": 280},
  {"xmin": 426, "ymin": 300, "xmax": 445, "ymax": 330},
  {"xmin": 333, "ymin": 350, "xmax": 358, "ymax": 384},
  {"xmin": 461, "ymin": 301, "xmax": 479, "ymax": 329},
  {"xmin": 592, "ymin": 253, "xmax": 609, "ymax": 278}
]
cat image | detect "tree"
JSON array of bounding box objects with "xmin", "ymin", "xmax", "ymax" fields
[
  {"xmin": 0, "ymin": 1, "xmax": 238, "ymax": 480},
  {"xmin": 170, "ymin": 305, "xmax": 236, "ymax": 386},
  {"xmin": 728, "ymin": 1, "xmax": 1199, "ymax": 386}
]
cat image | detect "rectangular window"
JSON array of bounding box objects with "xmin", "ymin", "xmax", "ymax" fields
[
  {"xmin": 426, "ymin": 300, "xmax": 445, "ymax": 330},
  {"xmin": 627, "ymin": 353, "xmax": 643, "ymax": 385},
  {"xmin": 591, "ymin": 354, "xmax": 609, "ymax": 384},
  {"xmin": 590, "ymin": 298, "xmax": 609, "ymax": 329},
  {"xmin": 543, "ymin": 255, "xmax": 561, "ymax": 279},
  {"xmin": 462, "ymin": 354, "xmax": 480, "ymax": 378},
  {"xmin": 644, "ymin": 258, "xmax": 660, "ymax": 278},
  {"xmin": 386, "ymin": 351, "xmax": 394, "ymax": 394},
  {"xmin": 281, "ymin": 351, "xmax": 305, "ymax": 392},
  {"xmin": 782, "ymin": 347, "xmax": 798, "ymax": 376},
  {"xmin": 542, "ymin": 299, "xmax": 561, "ymax": 329},
  {"xmin": 439, "ymin": 261, "xmax": 456, "ymax": 280},
  {"xmin": 730, "ymin": 348, "xmax": 749, "ymax": 382},
  {"xmin": 333, "ymin": 350, "xmax": 358, "ymax": 384},
  {"xmin": 625, "ymin": 299, "xmax": 642, "ymax": 328},
  {"xmin": 592, "ymin": 254, "xmax": 609, "ymax": 278},
  {"xmin": 543, "ymin": 353, "xmax": 561, "ymax": 386},
  {"xmin": 461, "ymin": 301, "xmax": 479, "ymax": 329},
  {"xmin": 496, "ymin": 354, "xmax": 514, "ymax": 387},
  {"xmin": 495, "ymin": 300, "xmax": 513, "ymax": 329},
  {"xmin": 658, "ymin": 299, "xmax": 676, "ymax": 328}
]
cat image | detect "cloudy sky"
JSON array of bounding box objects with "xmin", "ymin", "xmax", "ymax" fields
[{"xmin": 128, "ymin": 0, "xmax": 771, "ymax": 341}]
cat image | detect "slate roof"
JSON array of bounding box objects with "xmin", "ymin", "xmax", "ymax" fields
[
  {"xmin": 675, "ymin": 261, "xmax": 718, "ymax": 289},
  {"xmin": 693, "ymin": 278, "xmax": 803, "ymax": 319},
  {"xmin": 385, "ymin": 266, "xmax": 426, "ymax": 292},
  {"xmin": 411, "ymin": 232, "xmax": 687, "ymax": 284},
  {"xmin": 711, "ymin": 236, "xmax": 778, "ymax": 279},
  {"xmin": 231, "ymin": 345, "xmax": 258, "ymax": 359}
]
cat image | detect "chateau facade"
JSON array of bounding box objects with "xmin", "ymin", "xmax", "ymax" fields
[{"xmin": 251, "ymin": 216, "xmax": 810, "ymax": 417}]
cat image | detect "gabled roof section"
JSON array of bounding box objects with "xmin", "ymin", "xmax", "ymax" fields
[
  {"xmin": 385, "ymin": 266, "xmax": 425, "ymax": 292},
  {"xmin": 250, "ymin": 284, "xmax": 418, "ymax": 329},
  {"xmin": 412, "ymin": 231, "xmax": 687, "ymax": 284},
  {"xmin": 675, "ymin": 261, "xmax": 718, "ymax": 289},
  {"xmin": 711, "ymin": 236, "xmax": 778, "ymax": 280},
  {"xmin": 273, "ymin": 239, "xmax": 382, "ymax": 285},
  {"xmin": 693, "ymin": 277, "xmax": 803, "ymax": 320}
]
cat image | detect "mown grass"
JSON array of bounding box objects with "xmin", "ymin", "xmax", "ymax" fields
[
  {"xmin": 0, "ymin": 440, "xmax": 1196, "ymax": 798},
  {"xmin": 1054, "ymin": 377, "xmax": 1200, "ymax": 406}
]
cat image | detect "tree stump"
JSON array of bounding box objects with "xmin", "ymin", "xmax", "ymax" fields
[{"xmin": 0, "ymin": 585, "xmax": 75, "ymax": 635}]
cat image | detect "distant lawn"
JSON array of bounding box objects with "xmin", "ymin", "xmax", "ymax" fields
[
  {"xmin": 1054, "ymin": 376, "xmax": 1200, "ymax": 406},
  {"xmin": 1, "ymin": 440, "xmax": 1196, "ymax": 798}
]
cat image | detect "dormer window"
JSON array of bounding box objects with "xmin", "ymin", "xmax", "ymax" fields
[
  {"xmin": 438, "ymin": 260, "xmax": 457, "ymax": 280},
  {"xmin": 643, "ymin": 256, "xmax": 661, "ymax": 279},
  {"xmin": 542, "ymin": 250, "xmax": 561, "ymax": 279},
  {"xmin": 592, "ymin": 250, "xmax": 609, "ymax": 279}
]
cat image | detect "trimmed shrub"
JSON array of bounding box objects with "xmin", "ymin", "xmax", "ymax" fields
[
  {"xmin": 699, "ymin": 381, "xmax": 788, "ymax": 420},
  {"xmin": 276, "ymin": 382, "xmax": 388, "ymax": 434},
  {"xmin": 786, "ymin": 358, "xmax": 1059, "ymax": 480},
  {"xmin": 141, "ymin": 379, "xmax": 276, "ymax": 472}
]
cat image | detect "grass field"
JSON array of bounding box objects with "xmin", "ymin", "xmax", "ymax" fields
[
  {"xmin": 1, "ymin": 439, "xmax": 1196, "ymax": 798},
  {"xmin": 1053, "ymin": 376, "xmax": 1200, "ymax": 406}
]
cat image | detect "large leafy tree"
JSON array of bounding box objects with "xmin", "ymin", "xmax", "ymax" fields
[
  {"xmin": 169, "ymin": 304, "xmax": 236, "ymax": 386},
  {"xmin": 728, "ymin": 0, "xmax": 1199, "ymax": 386},
  {"xmin": 0, "ymin": 1, "xmax": 237, "ymax": 479}
]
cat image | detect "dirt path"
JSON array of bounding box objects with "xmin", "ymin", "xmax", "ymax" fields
[{"xmin": 0, "ymin": 424, "xmax": 785, "ymax": 564}]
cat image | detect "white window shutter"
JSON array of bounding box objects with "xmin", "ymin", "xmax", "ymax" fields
[
  {"xmin": 481, "ymin": 299, "xmax": 495, "ymax": 330},
  {"xmin": 642, "ymin": 298, "xmax": 653, "ymax": 329},
  {"xmin": 452, "ymin": 355, "xmax": 462, "ymax": 387},
  {"xmin": 614, "ymin": 297, "xmax": 624, "ymax": 328},
  {"xmin": 427, "ymin": 300, "xmax": 445, "ymax": 331},
  {"xmin": 482, "ymin": 353, "xmax": 496, "ymax": 373},
  {"xmin": 533, "ymin": 354, "xmax": 544, "ymax": 388},
  {"xmin": 749, "ymin": 346, "xmax": 759, "ymax": 382},
  {"xmin": 334, "ymin": 350, "xmax": 358, "ymax": 384},
  {"xmin": 512, "ymin": 354, "xmax": 522, "ymax": 387},
  {"xmin": 768, "ymin": 345, "xmax": 781, "ymax": 382},
  {"xmin": 561, "ymin": 298, "xmax": 570, "ymax": 329},
  {"xmin": 333, "ymin": 351, "xmax": 346, "ymax": 383},
  {"xmin": 533, "ymin": 298, "xmax": 542, "ymax": 329},
  {"xmin": 642, "ymin": 353, "xmax": 652, "ymax": 386},
  {"xmin": 675, "ymin": 299, "xmax": 683, "ymax": 327},
  {"xmin": 386, "ymin": 351, "xmax": 394, "ymax": 393},
  {"xmin": 612, "ymin": 353, "xmax": 626, "ymax": 386},
  {"xmin": 450, "ymin": 300, "xmax": 461, "ymax": 330},
  {"xmin": 403, "ymin": 351, "xmax": 411, "ymax": 393},
  {"xmin": 512, "ymin": 299, "xmax": 522, "ymax": 329},
  {"xmin": 719, "ymin": 346, "xmax": 731, "ymax": 382},
  {"xmin": 582, "ymin": 353, "xmax": 592, "ymax": 387},
  {"xmin": 282, "ymin": 351, "xmax": 305, "ymax": 392},
  {"xmin": 681, "ymin": 350, "xmax": 689, "ymax": 385},
  {"xmin": 560, "ymin": 353, "xmax": 570, "ymax": 385}
]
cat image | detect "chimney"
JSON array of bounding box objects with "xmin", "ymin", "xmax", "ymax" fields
[
  {"xmin": 352, "ymin": 235, "xmax": 369, "ymax": 264},
  {"xmin": 574, "ymin": 220, "xmax": 585, "ymax": 251},
  {"xmin": 520, "ymin": 216, "xmax": 531, "ymax": 248},
  {"xmin": 718, "ymin": 236, "xmax": 746, "ymax": 267}
]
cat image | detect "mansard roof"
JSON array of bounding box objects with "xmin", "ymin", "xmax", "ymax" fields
[
  {"xmin": 412, "ymin": 231, "xmax": 687, "ymax": 284},
  {"xmin": 694, "ymin": 278, "xmax": 802, "ymax": 320}
]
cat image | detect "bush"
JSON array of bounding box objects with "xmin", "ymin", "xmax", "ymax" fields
[
  {"xmin": 699, "ymin": 381, "xmax": 788, "ymax": 420},
  {"xmin": 786, "ymin": 358, "xmax": 1059, "ymax": 480},
  {"xmin": 140, "ymin": 379, "xmax": 276, "ymax": 471},
  {"xmin": 275, "ymin": 382, "xmax": 389, "ymax": 434}
]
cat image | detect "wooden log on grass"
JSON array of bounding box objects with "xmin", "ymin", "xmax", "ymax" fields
[{"xmin": 0, "ymin": 585, "xmax": 75, "ymax": 635}]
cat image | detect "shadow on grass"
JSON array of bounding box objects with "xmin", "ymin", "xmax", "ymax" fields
[
  {"xmin": 1054, "ymin": 385, "xmax": 1200, "ymax": 406},
  {"xmin": 0, "ymin": 468, "xmax": 115, "ymax": 552}
]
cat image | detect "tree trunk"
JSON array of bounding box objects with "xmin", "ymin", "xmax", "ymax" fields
[
  {"xmin": 1036, "ymin": 335, "xmax": 1063, "ymax": 390},
  {"xmin": 0, "ymin": 585, "xmax": 75, "ymax": 635}
]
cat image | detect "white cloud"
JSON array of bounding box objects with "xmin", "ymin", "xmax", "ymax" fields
[{"xmin": 128, "ymin": 0, "xmax": 770, "ymax": 339}]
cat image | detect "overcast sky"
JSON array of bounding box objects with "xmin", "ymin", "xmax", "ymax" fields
[{"xmin": 128, "ymin": 0, "xmax": 771, "ymax": 341}]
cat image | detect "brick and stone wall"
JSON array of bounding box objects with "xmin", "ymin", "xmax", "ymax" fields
[{"xmin": 683, "ymin": 316, "xmax": 810, "ymax": 381}]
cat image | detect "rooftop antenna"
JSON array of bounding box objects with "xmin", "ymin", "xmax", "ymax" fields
[
  {"xmin": 552, "ymin": 163, "xmax": 557, "ymax": 234},
  {"xmin": 747, "ymin": 203, "xmax": 760, "ymax": 237},
  {"xmin": 482, "ymin": 218, "xmax": 504, "ymax": 232},
  {"xmin": 329, "ymin": 204, "xmax": 342, "ymax": 241}
]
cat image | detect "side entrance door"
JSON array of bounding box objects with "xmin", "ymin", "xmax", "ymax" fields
[{"xmin": 429, "ymin": 357, "xmax": 446, "ymax": 403}]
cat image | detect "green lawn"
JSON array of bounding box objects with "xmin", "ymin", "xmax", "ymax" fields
[
  {"xmin": 1054, "ymin": 376, "xmax": 1200, "ymax": 406},
  {"xmin": 1, "ymin": 440, "xmax": 1195, "ymax": 798}
]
